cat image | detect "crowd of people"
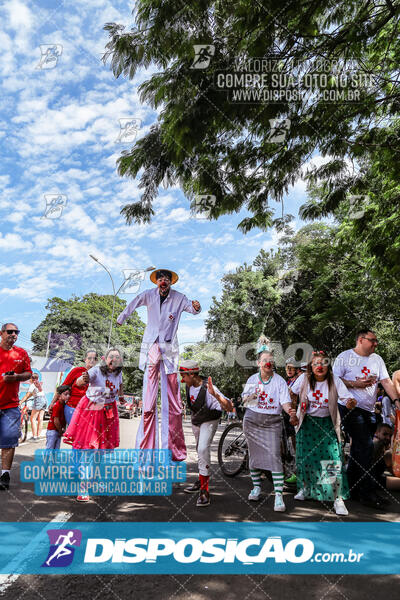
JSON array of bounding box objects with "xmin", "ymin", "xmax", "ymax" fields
[{"xmin": 0, "ymin": 266, "xmax": 399, "ymax": 514}]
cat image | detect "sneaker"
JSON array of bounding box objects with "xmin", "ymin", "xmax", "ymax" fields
[
  {"xmin": 285, "ymin": 474, "xmax": 297, "ymax": 484},
  {"xmin": 248, "ymin": 486, "xmax": 261, "ymax": 501},
  {"xmin": 76, "ymin": 495, "xmax": 90, "ymax": 502},
  {"xmin": 0, "ymin": 472, "xmax": 10, "ymax": 491},
  {"xmin": 294, "ymin": 489, "xmax": 306, "ymax": 501},
  {"xmin": 274, "ymin": 492, "xmax": 286, "ymax": 512},
  {"xmin": 333, "ymin": 498, "xmax": 348, "ymax": 516},
  {"xmin": 196, "ymin": 490, "xmax": 210, "ymax": 507},
  {"xmin": 184, "ymin": 480, "xmax": 201, "ymax": 494},
  {"xmin": 32, "ymin": 437, "xmax": 39, "ymax": 443}
]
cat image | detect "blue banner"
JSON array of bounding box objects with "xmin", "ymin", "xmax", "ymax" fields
[
  {"xmin": 0, "ymin": 522, "xmax": 399, "ymax": 574},
  {"xmin": 20, "ymin": 450, "xmax": 186, "ymax": 496}
]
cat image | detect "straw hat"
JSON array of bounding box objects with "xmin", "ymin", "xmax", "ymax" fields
[{"xmin": 149, "ymin": 268, "xmax": 179, "ymax": 285}]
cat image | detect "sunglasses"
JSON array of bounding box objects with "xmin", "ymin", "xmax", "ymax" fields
[
  {"xmin": 5, "ymin": 329, "xmax": 20, "ymax": 335},
  {"xmin": 362, "ymin": 336, "xmax": 378, "ymax": 343}
]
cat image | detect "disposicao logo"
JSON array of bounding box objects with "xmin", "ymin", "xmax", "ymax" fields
[
  {"xmin": 83, "ymin": 536, "xmax": 315, "ymax": 564},
  {"xmin": 42, "ymin": 529, "xmax": 82, "ymax": 567}
]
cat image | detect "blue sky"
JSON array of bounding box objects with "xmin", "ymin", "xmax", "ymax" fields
[{"xmin": 0, "ymin": 0, "xmax": 318, "ymax": 352}]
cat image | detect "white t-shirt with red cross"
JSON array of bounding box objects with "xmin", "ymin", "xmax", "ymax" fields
[
  {"xmin": 85, "ymin": 365, "xmax": 122, "ymax": 405},
  {"xmin": 291, "ymin": 373, "xmax": 351, "ymax": 417},
  {"xmin": 188, "ymin": 383, "xmax": 226, "ymax": 411},
  {"xmin": 242, "ymin": 372, "xmax": 290, "ymax": 415},
  {"xmin": 333, "ymin": 349, "xmax": 389, "ymax": 412}
]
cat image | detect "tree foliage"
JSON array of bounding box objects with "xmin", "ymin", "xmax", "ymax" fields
[
  {"xmin": 104, "ymin": 0, "xmax": 400, "ymax": 232},
  {"xmin": 185, "ymin": 223, "xmax": 400, "ymax": 398}
]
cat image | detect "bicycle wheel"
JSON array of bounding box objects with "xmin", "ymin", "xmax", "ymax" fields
[
  {"xmin": 218, "ymin": 422, "xmax": 248, "ymax": 477},
  {"xmin": 19, "ymin": 415, "xmax": 28, "ymax": 443}
]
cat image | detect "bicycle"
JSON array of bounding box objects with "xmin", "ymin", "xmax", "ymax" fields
[
  {"xmin": 217, "ymin": 399, "xmax": 297, "ymax": 490},
  {"xmin": 19, "ymin": 403, "xmax": 29, "ymax": 443}
]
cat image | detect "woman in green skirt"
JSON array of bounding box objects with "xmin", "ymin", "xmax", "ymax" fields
[{"xmin": 289, "ymin": 351, "xmax": 354, "ymax": 516}]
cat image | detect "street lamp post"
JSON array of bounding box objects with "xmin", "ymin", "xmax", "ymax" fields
[{"xmin": 89, "ymin": 255, "xmax": 155, "ymax": 349}]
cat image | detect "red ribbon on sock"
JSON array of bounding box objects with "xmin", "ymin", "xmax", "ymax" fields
[{"xmin": 199, "ymin": 474, "xmax": 209, "ymax": 491}]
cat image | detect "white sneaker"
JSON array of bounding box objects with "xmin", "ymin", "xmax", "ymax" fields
[
  {"xmin": 294, "ymin": 489, "xmax": 306, "ymax": 501},
  {"xmin": 333, "ymin": 498, "xmax": 348, "ymax": 516},
  {"xmin": 274, "ymin": 492, "xmax": 286, "ymax": 512},
  {"xmin": 248, "ymin": 486, "xmax": 261, "ymax": 501}
]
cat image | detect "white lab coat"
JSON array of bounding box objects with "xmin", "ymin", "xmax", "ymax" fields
[{"xmin": 117, "ymin": 287, "xmax": 201, "ymax": 373}]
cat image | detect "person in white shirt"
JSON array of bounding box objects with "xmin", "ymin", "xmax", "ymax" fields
[
  {"xmin": 117, "ymin": 269, "xmax": 201, "ymax": 462},
  {"xmin": 333, "ymin": 328, "xmax": 400, "ymax": 509},
  {"xmin": 241, "ymin": 338, "xmax": 292, "ymax": 512},
  {"xmin": 20, "ymin": 373, "xmax": 47, "ymax": 442},
  {"xmin": 289, "ymin": 351, "xmax": 351, "ymax": 516},
  {"xmin": 64, "ymin": 348, "xmax": 124, "ymax": 503},
  {"xmin": 179, "ymin": 359, "xmax": 233, "ymax": 507}
]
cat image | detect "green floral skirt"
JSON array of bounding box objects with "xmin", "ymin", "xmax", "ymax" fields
[{"xmin": 296, "ymin": 415, "xmax": 349, "ymax": 501}]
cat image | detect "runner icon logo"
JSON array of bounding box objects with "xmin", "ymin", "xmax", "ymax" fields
[
  {"xmin": 115, "ymin": 118, "xmax": 142, "ymax": 143},
  {"xmin": 191, "ymin": 45, "xmax": 215, "ymax": 69},
  {"xmin": 317, "ymin": 461, "xmax": 341, "ymax": 485},
  {"xmin": 42, "ymin": 529, "xmax": 82, "ymax": 567},
  {"xmin": 43, "ymin": 194, "xmax": 67, "ymax": 219},
  {"xmin": 36, "ymin": 44, "xmax": 63, "ymax": 70}
]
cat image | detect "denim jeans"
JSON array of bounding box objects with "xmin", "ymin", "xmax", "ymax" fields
[
  {"xmin": 64, "ymin": 404, "xmax": 75, "ymax": 426},
  {"xmin": 338, "ymin": 404, "xmax": 377, "ymax": 498}
]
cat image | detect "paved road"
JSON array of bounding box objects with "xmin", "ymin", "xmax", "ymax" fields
[{"xmin": 1, "ymin": 417, "xmax": 399, "ymax": 599}]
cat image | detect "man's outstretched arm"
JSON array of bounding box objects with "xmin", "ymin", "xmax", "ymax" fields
[{"xmin": 116, "ymin": 290, "xmax": 148, "ymax": 326}]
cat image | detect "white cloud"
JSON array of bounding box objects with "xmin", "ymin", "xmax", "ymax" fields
[
  {"xmin": 167, "ymin": 207, "xmax": 191, "ymax": 223},
  {"xmin": 203, "ymin": 233, "xmax": 234, "ymax": 246},
  {"xmin": 0, "ymin": 233, "xmax": 33, "ymax": 251},
  {"xmin": 0, "ymin": 276, "xmax": 58, "ymax": 302},
  {"xmin": 224, "ymin": 261, "xmax": 240, "ymax": 272},
  {"xmin": 177, "ymin": 322, "xmax": 206, "ymax": 345}
]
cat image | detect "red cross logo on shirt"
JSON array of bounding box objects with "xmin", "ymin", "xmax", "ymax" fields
[
  {"xmin": 190, "ymin": 395, "xmax": 195, "ymax": 404},
  {"xmin": 361, "ymin": 366, "xmax": 370, "ymax": 377},
  {"xmin": 105, "ymin": 379, "xmax": 115, "ymax": 391},
  {"xmin": 258, "ymin": 390, "xmax": 267, "ymax": 401},
  {"xmin": 312, "ymin": 390, "xmax": 323, "ymax": 401}
]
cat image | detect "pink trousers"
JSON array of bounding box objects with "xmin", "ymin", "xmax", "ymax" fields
[{"xmin": 135, "ymin": 342, "xmax": 186, "ymax": 461}]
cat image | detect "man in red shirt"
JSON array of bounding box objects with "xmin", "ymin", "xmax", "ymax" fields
[{"xmin": 0, "ymin": 323, "xmax": 32, "ymax": 490}]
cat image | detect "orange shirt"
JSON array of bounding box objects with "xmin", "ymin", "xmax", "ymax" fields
[{"xmin": 0, "ymin": 346, "xmax": 32, "ymax": 409}]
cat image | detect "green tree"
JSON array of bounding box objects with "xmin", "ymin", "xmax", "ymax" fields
[
  {"xmin": 300, "ymin": 132, "xmax": 400, "ymax": 277},
  {"xmin": 187, "ymin": 223, "xmax": 400, "ymax": 396},
  {"xmin": 104, "ymin": 0, "xmax": 400, "ymax": 232},
  {"xmin": 31, "ymin": 293, "xmax": 145, "ymax": 393}
]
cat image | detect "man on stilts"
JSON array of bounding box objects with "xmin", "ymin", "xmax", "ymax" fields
[{"xmin": 116, "ymin": 269, "xmax": 201, "ymax": 461}]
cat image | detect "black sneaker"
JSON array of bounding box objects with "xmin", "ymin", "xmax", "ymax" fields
[
  {"xmin": 196, "ymin": 490, "xmax": 210, "ymax": 507},
  {"xmin": 184, "ymin": 480, "xmax": 201, "ymax": 494},
  {"xmin": 0, "ymin": 472, "xmax": 10, "ymax": 490}
]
